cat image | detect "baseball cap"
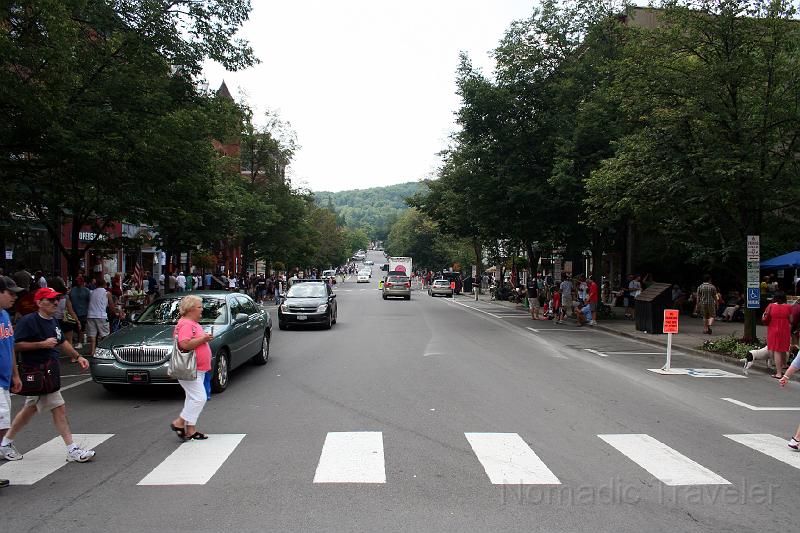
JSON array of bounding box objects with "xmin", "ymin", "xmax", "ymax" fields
[
  {"xmin": 34, "ymin": 287, "xmax": 63, "ymax": 301},
  {"xmin": 0, "ymin": 276, "xmax": 24, "ymax": 294}
]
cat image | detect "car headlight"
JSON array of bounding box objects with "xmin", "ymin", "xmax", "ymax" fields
[
  {"xmin": 280, "ymin": 304, "xmax": 288, "ymax": 312},
  {"xmin": 317, "ymin": 304, "xmax": 328, "ymax": 313},
  {"xmin": 94, "ymin": 347, "xmax": 115, "ymax": 360}
]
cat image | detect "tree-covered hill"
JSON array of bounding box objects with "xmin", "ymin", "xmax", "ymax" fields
[{"xmin": 314, "ymin": 182, "xmax": 424, "ymax": 239}]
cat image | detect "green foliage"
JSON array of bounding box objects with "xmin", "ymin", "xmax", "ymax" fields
[
  {"xmin": 701, "ymin": 336, "xmax": 764, "ymax": 359},
  {"xmin": 0, "ymin": 0, "xmax": 256, "ymax": 276},
  {"xmin": 314, "ymin": 182, "xmax": 422, "ymax": 239},
  {"xmin": 386, "ymin": 209, "xmax": 459, "ymax": 271}
]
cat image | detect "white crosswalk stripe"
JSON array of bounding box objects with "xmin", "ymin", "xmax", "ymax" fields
[
  {"xmin": 4, "ymin": 431, "xmax": 798, "ymax": 488},
  {"xmin": 599, "ymin": 434, "xmax": 730, "ymax": 486},
  {"xmin": 465, "ymin": 432, "xmax": 561, "ymax": 485},
  {"xmin": 138, "ymin": 434, "xmax": 246, "ymax": 485},
  {"xmin": 0, "ymin": 434, "xmax": 113, "ymax": 485},
  {"xmin": 724, "ymin": 434, "xmax": 800, "ymax": 469},
  {"xmin": 313, "ymin": 431, "xmax": 385, "ymax": 483}
]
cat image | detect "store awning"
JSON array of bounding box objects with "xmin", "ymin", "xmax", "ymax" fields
[{"xmin": 760, "ymin": 251, "xmax": 800, "ymax": 269}]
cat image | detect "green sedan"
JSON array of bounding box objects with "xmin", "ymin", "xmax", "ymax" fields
[{"xmin": 90, "ymin": 291, "xmax": 271, "ymax": 393}]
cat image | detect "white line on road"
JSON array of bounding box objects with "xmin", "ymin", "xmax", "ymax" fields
[
  {"xmin": 720, "ymin": 398, "xmax": 800, "ymax": 411},
  {"xmin": 598, "ymin": 434, "xmax": 730, "ymax": 486},
  {"xmin": 138, "ymin": 434, "xmax": 246, "ymax": 485},
  {"xmin": 448, "ymin": 300, "xmax": 503, "ymax": 319},
  {"xmin": 465, "ymin": 433, "xmax": 561, "ymax": 485},
  {"xmin": 584, "ymin": 349, "xmax": 609, "ymax": 357},
  {"xmin": 0, "ymin": 434, "xmax": 113, "ymax": 485},
  {"xmin": 313, "ymin": 432, "xmax": 386, "ymax": 483},
  {"xmin": 725, "ymin": 434, "xmax": 800, "ymax": 469}
]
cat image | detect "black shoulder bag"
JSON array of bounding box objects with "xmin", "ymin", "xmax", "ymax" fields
[{"xmin": 18, "ymin": 358, "xmax": 61, "ymax": 395}]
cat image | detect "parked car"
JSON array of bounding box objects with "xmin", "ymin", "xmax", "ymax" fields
[
  {"xmin": 90, "ymin": 291, "xmax": 271, "ymax": 393},
  {"xmin": 428, "ymin": 279, "xmax": 454, "ymax": 297},
  {"xmin": 278, "ymin": 280, "xmax": 337, "ymax": 329},
  {"xmin": 383, "ymin": 274, "xmax": 411, "ymax": 300}
]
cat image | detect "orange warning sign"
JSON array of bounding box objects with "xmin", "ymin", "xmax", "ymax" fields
[{"xmin": 663, "ymin": 309, "xmax": 679, "ymax": 334}]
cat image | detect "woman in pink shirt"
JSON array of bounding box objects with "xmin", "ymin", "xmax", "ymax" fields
[{"xmin": 170, "ymin": 295, "xmax": 213, "ymax": 440}]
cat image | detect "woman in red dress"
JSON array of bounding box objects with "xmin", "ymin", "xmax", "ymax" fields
[{"xmin": 764, "ymin": 291, "xmax": 792, "ymax": 378}]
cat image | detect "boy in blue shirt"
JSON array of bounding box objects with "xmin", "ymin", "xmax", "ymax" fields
[{"xmin": 0, "ymin": 276, "xmax": 24, "ymax": 487}]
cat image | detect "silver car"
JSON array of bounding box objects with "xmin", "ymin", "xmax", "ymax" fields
[
  {"xmin": 382, "ymin": 274, "xmax": 411, "ymax": 300},
  {"xmin": 428, "ymin": 279, "xmax": 453, "ymax": 297}
]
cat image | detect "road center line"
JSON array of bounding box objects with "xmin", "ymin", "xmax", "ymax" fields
[{"xmin": 584, "ymin": 349, "xmax": 609, "ymax": 357}]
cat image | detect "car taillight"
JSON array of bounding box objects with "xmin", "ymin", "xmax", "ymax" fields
[
  {"xmin": 405, "ymin": 282, "xmax": 410, "ymax": 288},
  {"xmin": 386, "ymin": 282, "xmax": 393, "ymax": 287}
]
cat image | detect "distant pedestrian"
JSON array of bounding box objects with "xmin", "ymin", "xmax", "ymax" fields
[
  {"xmin": 204, "ymin": 272, "xmax": 212, "ymax": 290},
  {"xmin": 627, "ymin": 275, "xmax": 642, "ymax": 320},
  {"xmin": 167, "ymin": 272, "xmax": 177, "ymax": 294},
  {"xmin": 587, "ymin": 276, "xmax": 599, "ymax": 325},
  {"xmin": 87, "ymin": 278, "xmax": 118, "ymax": 357},
  {"xmin": 557, "ymin": 276, "xmax": 573, "ymax": 324},
  {"xmin": 68, "ymin": 276, "xmax": 90, "ymax": 348},
  {"xmin": 696, "ymin": 275, "xmax": 718, "ymax": 334},
  {"xmin": 0, "ymin": 277, "xmax": 23, "ymax": 486},
  {"xmin": 170, "ymin": 295, "xmax": 213, "ymax": 441},
  {"xmin": 1, "ymin": 288, "xmax": 96, "ymax": 463},
  {"xmin": 176, "ymin": 272, "xmax": 186, "ymax": 292},
  {"xmin": 527, "ymin": 274, "xmax": 540, "ymax": 320}
]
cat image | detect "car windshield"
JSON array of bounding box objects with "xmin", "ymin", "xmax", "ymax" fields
[
  {"xmin": 135, "ymin": 297, "xmax": 228, "ymax": 325},
  {"xmin": 434, "ymin": 280, "xmax": 449, "ymax": 286},
  {"xmin": 388, "ymin": 276, "xmax": 409, "ymax": 283},
  {"xmin": 287, "ymin": 284, "xmax": 327, "ymax": 298}
]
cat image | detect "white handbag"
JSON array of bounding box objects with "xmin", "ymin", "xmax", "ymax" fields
[{"xmin": 167, "ymin": 330, "xmax": 197, "ymax": 381}]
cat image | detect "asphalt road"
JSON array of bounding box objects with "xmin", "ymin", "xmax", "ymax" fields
[{"xmin": 2, "ymin": 250, "xmax": 799, "ymax": 533}]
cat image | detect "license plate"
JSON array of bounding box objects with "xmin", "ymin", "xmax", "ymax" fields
[
  {"xmin": 126, "ymin": 370, "xmax": 149, "ymax": 383},
  {"xmin": 296, "ymin": 315, "xmax": 307, "ymax": 321}
]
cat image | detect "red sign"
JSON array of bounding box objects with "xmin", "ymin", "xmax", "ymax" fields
[
  {"xmin": 663, "ymin": 309, "xmax": 679, "ymax": 333},
  {"xmin": 450, "ymin": 281, "xmax": 456, "ymax": 289}
]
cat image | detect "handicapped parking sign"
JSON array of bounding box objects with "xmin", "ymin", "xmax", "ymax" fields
[{"xmin": 747, "ymin": 287, "xmax": 760, "ymax": 309}]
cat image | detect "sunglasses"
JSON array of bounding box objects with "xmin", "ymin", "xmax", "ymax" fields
[{"xmin": 42, "ymin": 297, "xmax": 61, "ymax": 303}]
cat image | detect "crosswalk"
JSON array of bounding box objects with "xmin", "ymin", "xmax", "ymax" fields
[{"xmin": 0, "ymin": 430, "xmax": 797, "ymax": 487}]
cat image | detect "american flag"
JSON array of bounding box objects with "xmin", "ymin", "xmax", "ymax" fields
[{"xmin": 132, "ymin": 262, "xmax": 143, "ymax": 290}]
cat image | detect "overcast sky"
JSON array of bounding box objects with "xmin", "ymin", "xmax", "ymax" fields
[{"xmin": 202, "ymin": 0, "xmax": 537, "ymax": 193}]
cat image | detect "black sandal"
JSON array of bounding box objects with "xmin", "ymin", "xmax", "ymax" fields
[
  {"xmin": 184, "ymin": 432, "xmax": 208, "ymax": 440},
  {"xmin": 170, "ymin": 423, "xmax": 185, "ymax": 438}
]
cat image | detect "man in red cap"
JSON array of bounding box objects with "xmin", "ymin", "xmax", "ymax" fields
[{"xmin": 0, "ymin": 287, "xmax": 97, "ymax": 463}]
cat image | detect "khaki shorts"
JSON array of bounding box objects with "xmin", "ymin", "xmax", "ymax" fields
[
  {"xmin": 87, "ymin": 318, "xmax": 110, "ymax": 338},
  {"xmin": 24, "ymin": 391, "xmax": 65, "ymax": 413},
  {"xmin": 0, "ymin": 388, "xmax": 11, "ymax": 430}
]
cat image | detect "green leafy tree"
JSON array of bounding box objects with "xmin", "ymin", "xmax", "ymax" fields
[
  {"xmin": 586, "ymin": 1, "xmax": 800, "ymax": 339},
  {"xmin": 0, "ymin": 0, "xmax": 255, "ymax": 277}
]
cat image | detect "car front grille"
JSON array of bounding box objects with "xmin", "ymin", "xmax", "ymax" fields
[
  {"xmin": 113, "ymin": 346, "xmax": 170, "ymax": 365},
  {"xmin": 288, "ymin": 306, "xmax": 318, "ymax": 313}
]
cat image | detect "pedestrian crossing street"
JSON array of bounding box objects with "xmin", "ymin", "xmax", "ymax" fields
[{"xmin": 1, "ymin": 431, "xmax": 798, "ymax": 488}]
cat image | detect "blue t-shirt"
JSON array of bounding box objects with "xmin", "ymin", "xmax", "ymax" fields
[
  {"xmin": 14, "ymin": 312, "xmax": 64, "ymax": 365},
  {"xmin": 0, "ymin": 310, "xmax": 14, "ymax": 389}
]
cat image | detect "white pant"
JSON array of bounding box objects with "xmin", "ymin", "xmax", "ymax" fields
[{"xmin": 178, "ymin": 372, "xmax": 207, "ymax": 425}]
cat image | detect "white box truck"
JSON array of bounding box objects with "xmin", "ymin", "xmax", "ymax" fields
[{"xmin": 388, "ymin": 256, "xmax": 413, "ymax": 276}]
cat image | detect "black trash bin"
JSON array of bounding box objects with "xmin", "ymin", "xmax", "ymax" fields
[{"xmin": 634, "ymin": 283, "xmax": 673, "ymax": 334}]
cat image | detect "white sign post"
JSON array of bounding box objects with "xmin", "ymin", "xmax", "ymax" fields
[{"xmin": 661, "ymin": 310, "xmax": 679, "ymax": 372}]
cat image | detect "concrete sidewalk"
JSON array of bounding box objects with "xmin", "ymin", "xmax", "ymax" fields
[{"xmin": 455, "ymin": 290, "xmax": 771, "ymax": 371}]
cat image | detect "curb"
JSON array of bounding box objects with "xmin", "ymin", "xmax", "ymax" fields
[{"xmin": 459, "ymin": 294, "xmax": 768, "ymax": 375}]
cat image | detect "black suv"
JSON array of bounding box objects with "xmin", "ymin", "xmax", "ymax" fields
[{"xmin": 278, "ymin": 280, "xmax": 338, "ymax": 329}]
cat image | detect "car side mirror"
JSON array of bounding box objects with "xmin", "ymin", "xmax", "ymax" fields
[{"xmin": 234, "ymin": 313, "xmax": 249, "ymax": 324}]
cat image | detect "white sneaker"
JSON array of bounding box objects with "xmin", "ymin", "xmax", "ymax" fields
[
  {"xmin": 590, "ymin": 320, "xmax": 597, "ymax": 326},
  {"xmin": 789, "ymin": 439, "xmax": 799, "ymax": 452},
  {"xmin": 66, "ymin": 447, "xmax": 95, "ymax": 463},
  {"xmin": 0, "ymin": 443, "xmax": 22, "ymax": 461},
  {"xmin": 74, "ymin": 343, "xmax": 84, "ymax": 350}
]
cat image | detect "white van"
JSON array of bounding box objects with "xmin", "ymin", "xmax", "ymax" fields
[{"xmin": 322, "ymin": 269, "xmax": 337, "ymax": 279}]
